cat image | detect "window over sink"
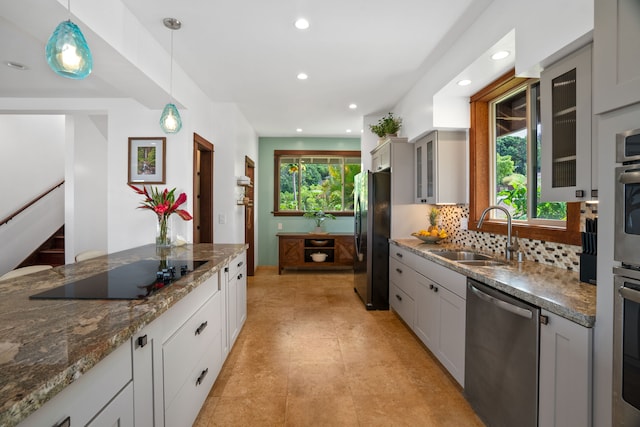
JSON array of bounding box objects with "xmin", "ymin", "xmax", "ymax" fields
[{"xmin": 469, "ymin": 70, "xmax": 580, "ymax": 245}]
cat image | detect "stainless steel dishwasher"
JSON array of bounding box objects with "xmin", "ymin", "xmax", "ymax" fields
[{"xmin": 465, "ymin": 278, "xmax": 540, "ymax": 427}]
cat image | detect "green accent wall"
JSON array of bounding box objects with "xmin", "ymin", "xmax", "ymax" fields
[{"xmin": 257, "ymin": 136, "xmax": 361, "ymax": 267}]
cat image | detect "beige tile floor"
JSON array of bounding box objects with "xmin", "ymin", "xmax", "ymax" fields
[{"xmin": 194, "ymin": 268, "xmax": 485, "ymax": 426}]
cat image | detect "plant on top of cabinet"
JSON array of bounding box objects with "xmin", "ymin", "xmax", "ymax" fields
[{"xmin": 369, "ymin": 112, "xmax": 402, "ymax": 138}]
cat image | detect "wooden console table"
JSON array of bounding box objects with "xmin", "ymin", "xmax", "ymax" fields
[{"xmin": 277, "ymin": 232, "xmax": 355, "ymax": 274}]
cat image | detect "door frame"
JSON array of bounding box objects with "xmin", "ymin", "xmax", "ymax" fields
[
  {"xmin": 193, "ymin": 133, "xmax": 214, "ymax": 243},
  {"xmin": 244, "ymin": 156, "xmax": 255, "ymax": 275}
]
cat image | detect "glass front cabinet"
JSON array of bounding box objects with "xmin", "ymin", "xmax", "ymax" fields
[
  {"xmin": 540, "ymin": 43, "xmax": 594, "ymax": 202},
  {"xmin": 414, "ymin": 130, "xmax": 467, "ymax": 204}
]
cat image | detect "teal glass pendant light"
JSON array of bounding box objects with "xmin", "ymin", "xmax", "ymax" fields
[
  {"xmin": 45, "ymin": 1, "xmax": 92, "ymax": 79},
  {"xmin": 160, "ymin": 103, "xmax": 182, "ymax": 133},
  {"xmin": 160, "ymin": 18, "xmax": 182, "ymax": 134}
]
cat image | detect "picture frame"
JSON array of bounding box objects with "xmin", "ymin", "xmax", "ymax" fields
[{"xmin": 128, "ymin": 137, "xmax": 166, "ymax": 184}]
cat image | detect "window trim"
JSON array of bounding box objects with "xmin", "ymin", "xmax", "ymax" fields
[
  {"xmin": 273, "ymin": 149, "xmax": 361, "ymax": 217},
  {"xmin": 469, "ymin": 69, "xmax": 580, "ymax": 245}
]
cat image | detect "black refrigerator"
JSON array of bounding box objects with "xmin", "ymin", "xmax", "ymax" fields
[{"xmin": 354, "ymin": 170, "xmax": 390, "ymax": 310}]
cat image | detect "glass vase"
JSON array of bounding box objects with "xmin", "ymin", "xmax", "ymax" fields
[{"xmin": 156, "ymin": 215, "xmax": 172, "ymax": 248}]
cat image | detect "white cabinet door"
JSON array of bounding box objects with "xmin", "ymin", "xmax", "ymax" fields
[
  {"xmin": 539, "ymin": 310, "xmax": 593, "ymax": 427},
  {"xmin": 593, "ymin": 0, "xmax": 640, "ymax": 114},
  {"xmin": 414, "ymin": 131, "xmax": 467, "ymax": 204},
  {"xmin": 541, "ymin": 44, "xmax": 593, "ymax": 202},
  {"xmin": 414, "ymin": 273, "xmax": 439, "ymax": 351},
  {"xmin": 237, "ymin": 266, "xmax": 247, "ymax": 327},
  {"xmin": 371, "ymin": 142, "xmax": 390, "ymax": 171},
  {"xmin": 437, "ymin": 285, "xmax": 466, "ymax": 386},
  {"xmin": 88, "ymin": 382, "xmax": 134, "ymax": 427},
  {"xmin": 132, "ymin": 318, "xmax": 164, "ymax": 427}
]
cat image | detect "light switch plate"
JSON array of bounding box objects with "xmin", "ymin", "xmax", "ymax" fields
[{"xmin": 460, "ymin": 217, "xmax": 468, "ymax": 230}]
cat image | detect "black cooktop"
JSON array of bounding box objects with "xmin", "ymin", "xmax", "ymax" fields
[{"xmin": 30, "ymin": 259, "xmax": 209, "ymax": 300}]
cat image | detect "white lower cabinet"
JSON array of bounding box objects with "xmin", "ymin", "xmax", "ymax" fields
[
  {"xmin": 19, "ymin": 343, "xmax": 133, "ymax": 427},
  {"xmin": 224, "ymin": 251, "xmax": 247, "ymax": 351},
  {"xmin": 539, "ymin": 309, "xmax": 593, "ymax": 427},
  {"xmin": 389, "ymin": 243, "xmax": 466, "ymax": 386},
  {"xmin": 413, "ymin": 262, "xmax": 466, "ymax": 386}
]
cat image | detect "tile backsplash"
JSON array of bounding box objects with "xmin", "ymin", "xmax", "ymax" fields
[{"xmin": 433, "ymin": 203, "xmax": 598, "ymax": 271}]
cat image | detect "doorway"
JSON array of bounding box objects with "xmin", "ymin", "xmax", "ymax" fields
[
  {"xmin": 193, "ymin": 133, "xmax": 214, "ymax": 243},
  {"xmin": 244, "ymin": 156, "xmax": 255, "ymax": 275}
]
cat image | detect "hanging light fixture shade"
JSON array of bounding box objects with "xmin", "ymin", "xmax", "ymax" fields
[
  {"xmin": 45, "ymin": 19, "xmax": 93, "ymax": 79},
  {"xmin": 160, "ymin": 103, "xmax": 182, "ymax": 133},
  {"xmin": 160, "ymin": 18, "xmax": 182, "ymax": 134}
]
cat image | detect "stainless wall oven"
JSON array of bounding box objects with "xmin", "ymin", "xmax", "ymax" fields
[
  {"xmin": 614, "ymin": 128, "xmax": 640, "ymax": 425},
  {"xmin": 613, "ymin": 267, "xmax": 640, "ymax": 425},
  {"xmin": 615, "ymin": 165, "xmax": 640, "ymax": 265}
]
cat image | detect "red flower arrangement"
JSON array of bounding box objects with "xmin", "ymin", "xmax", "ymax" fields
[{"xmin": 129, "ymin": 184, "xmax": 192, "ymax": 246}]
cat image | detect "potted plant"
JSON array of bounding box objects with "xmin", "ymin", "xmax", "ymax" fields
[
  {"xmin": 369, "ymin": 112, "xmax": 402, "ymax": 139},
  {"xmin": 303, "ymin": 210, "xmax": 336, "ymax": 234}
]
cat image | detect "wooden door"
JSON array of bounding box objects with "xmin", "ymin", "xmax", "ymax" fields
[
  {"xmin": 193, "ymin": 133, "xmax": 214, "ymax": 243},
  {"xmin": 244, "ymin": 156, "xmax": 255, "ymax": 275}
]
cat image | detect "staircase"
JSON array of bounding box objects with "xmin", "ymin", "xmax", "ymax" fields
[{"xmin": 18, "ymin": 226, "xmax": 65, "ymax": 268}]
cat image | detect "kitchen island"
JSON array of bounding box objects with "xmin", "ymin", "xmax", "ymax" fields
[{"xmin": 0, "ymin": 243, "xmax": 247, "ymax": 427}]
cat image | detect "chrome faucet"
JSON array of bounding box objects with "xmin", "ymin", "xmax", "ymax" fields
[{"xmin": 477, "ymin": 205, "xmax": 519, "ymax": 261}]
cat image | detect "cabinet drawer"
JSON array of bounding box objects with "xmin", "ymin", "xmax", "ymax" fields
[
  {"xmin": 414, "ymin": 257, "xmax": 466, "ymax": 299},
  {"xmin": 228, "ymin": 251, "xmax": 247, "ymax": 277},
  {"xmin": 390, "ymin": 282, "xmax": 415, "ymax": 327},
  {"xmin": 19, "ymin": 343, "xmax": 132, "ymax": 427},
  {"xmin": 165, "ymin": 331, "xmax": 222, "ymax": 427},
  {"xmin": 390, "ymin": 245, "xmax": 410, "ymax": 263},
  {"xmin": 389, "ymin": 257, "xmax": 417, "ymax": 298},
  {"xmin": 163, "ymin": 291, "xmax": 222, "ymax": 408}
]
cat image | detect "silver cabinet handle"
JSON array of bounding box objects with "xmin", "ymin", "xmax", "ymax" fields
[{"xmin": 469, "ymin": 284, "xmax": 533, "ymax": 319}]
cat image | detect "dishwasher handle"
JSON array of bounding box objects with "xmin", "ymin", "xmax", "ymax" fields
[{"xmin": 469, "ymin": 283, "xmax": 533, "ymax": 319}]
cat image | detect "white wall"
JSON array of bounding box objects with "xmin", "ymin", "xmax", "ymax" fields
[
  {"xmin": 66, "ymin": 114, "xmax": 108, "ymax": 262},
  {"xmin": 394, "ymin": 0, "xmax": 593, "ymax": 140},
  {"xmin": 0, "ymin": 115, "xmax": 65, "ymax": 218}
]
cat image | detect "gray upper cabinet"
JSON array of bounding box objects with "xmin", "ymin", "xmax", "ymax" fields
[
  {"xmin": 541, "ymin": 44, "xmax": 593, "ymax": 202},
  {"xmin": 414, "ymin": 130, "xmax": 467, "ymax": 204},
  {"xmin": 593, "ymin": 0, "xmax": 640, "ymax": 114}
]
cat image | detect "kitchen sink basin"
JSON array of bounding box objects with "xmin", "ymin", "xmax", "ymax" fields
[
  {"xmin": 455, "ymin": 260, "xmax": 507, "ymax": 267},
  {"xmin": 433, "ymin": 250, "xmax": 493, "ymax": 261}
]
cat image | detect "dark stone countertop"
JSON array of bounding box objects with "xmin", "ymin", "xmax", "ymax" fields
[
  {"xmin": 0, "ymin": 243, "xmax": 246, "ymax": 427},
  {"xmin": 390, "ymin": 239, "xmax": 596, "ymax": 328}
]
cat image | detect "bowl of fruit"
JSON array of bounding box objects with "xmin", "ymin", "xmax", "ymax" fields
[{"xmin": 412, "ymin": 228, "xmax": 448, "ymax": 243}]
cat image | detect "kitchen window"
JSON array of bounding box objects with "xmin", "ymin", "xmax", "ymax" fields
[
  {"xmin": 469, "ymin": 70, "xmax": 580, "ymax": 245},
  {"xmin": 273, "ymin": 150, "xmax": 361, "ymax": 216},
  {"xmin": 490, "ymin": 80, "xmax": 566, "ymax": 225}
]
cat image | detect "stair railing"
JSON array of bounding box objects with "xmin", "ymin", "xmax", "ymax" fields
[{"xmin": 0, "ymin": 180, "xmax": 65, "ymax": 228}]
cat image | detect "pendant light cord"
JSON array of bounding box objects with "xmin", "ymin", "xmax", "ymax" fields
[{"xmin": 169, "ymin": 29, "xmax": 174, "ymax": 103}]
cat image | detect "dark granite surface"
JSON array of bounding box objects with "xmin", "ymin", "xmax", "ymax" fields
[
  {"xmin": 0, "ymin": 243, "xmax": 246, "ymax": 427},
  {"xmin": 391, "ymin": 239, "xmax": 596, "ymax": 328}
]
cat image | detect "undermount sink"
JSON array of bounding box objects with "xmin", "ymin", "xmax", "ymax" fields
[
  {"xmin": 455, "ymin": 260, "xmax": 507, "ymax": 267},
  {"xmin": 433, "ymin": 250, "xmax": 493, "ymax": 261}
]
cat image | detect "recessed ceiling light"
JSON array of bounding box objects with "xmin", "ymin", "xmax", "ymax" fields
[
  {"xmin": 6, "ymin": 61, "xmax": 28, "ymax": 71},
  {"xmin": 294, "ymin": 18, "xmax": 310, "ymax": 30},
  {"xmin": 346, "ymin": 129, "xmax": 352, "ymax": 133},
  {"xmin": 457, "ymin": 79, "xmax": 472, "ymax": 86},
  {"xmin": 349, "ymin": 103, "xmax": 357, "ymax": 110},
  {"xmin": 296, "ymin": 128, "xmax": 303, "ymax": 133},
  {"xmin": 491, "ymin": 50, "xmax": 510, "ymax": 60},
  {"xmin": 297, "ymin": 73, "xmax": 308, "ymax": 80}
]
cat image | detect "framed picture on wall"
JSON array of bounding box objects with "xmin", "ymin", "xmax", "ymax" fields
[{"xmin": 128, "ymin": 137, "xmax": 166, "ymax": 184}]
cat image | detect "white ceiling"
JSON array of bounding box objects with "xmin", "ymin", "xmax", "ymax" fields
[{"xmin": 0, "ymin": 0, "xmax": 492, "ymax": 137}]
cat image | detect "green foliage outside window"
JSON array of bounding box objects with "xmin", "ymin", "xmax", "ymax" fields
[{"xmin": 277, "ymin": 154, "xmax": 361, "ymax": 213}]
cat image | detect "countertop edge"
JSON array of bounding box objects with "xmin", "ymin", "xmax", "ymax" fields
[{"xmin": 389, "ymin": 239, "xmax": 596, "ymax": 328}]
